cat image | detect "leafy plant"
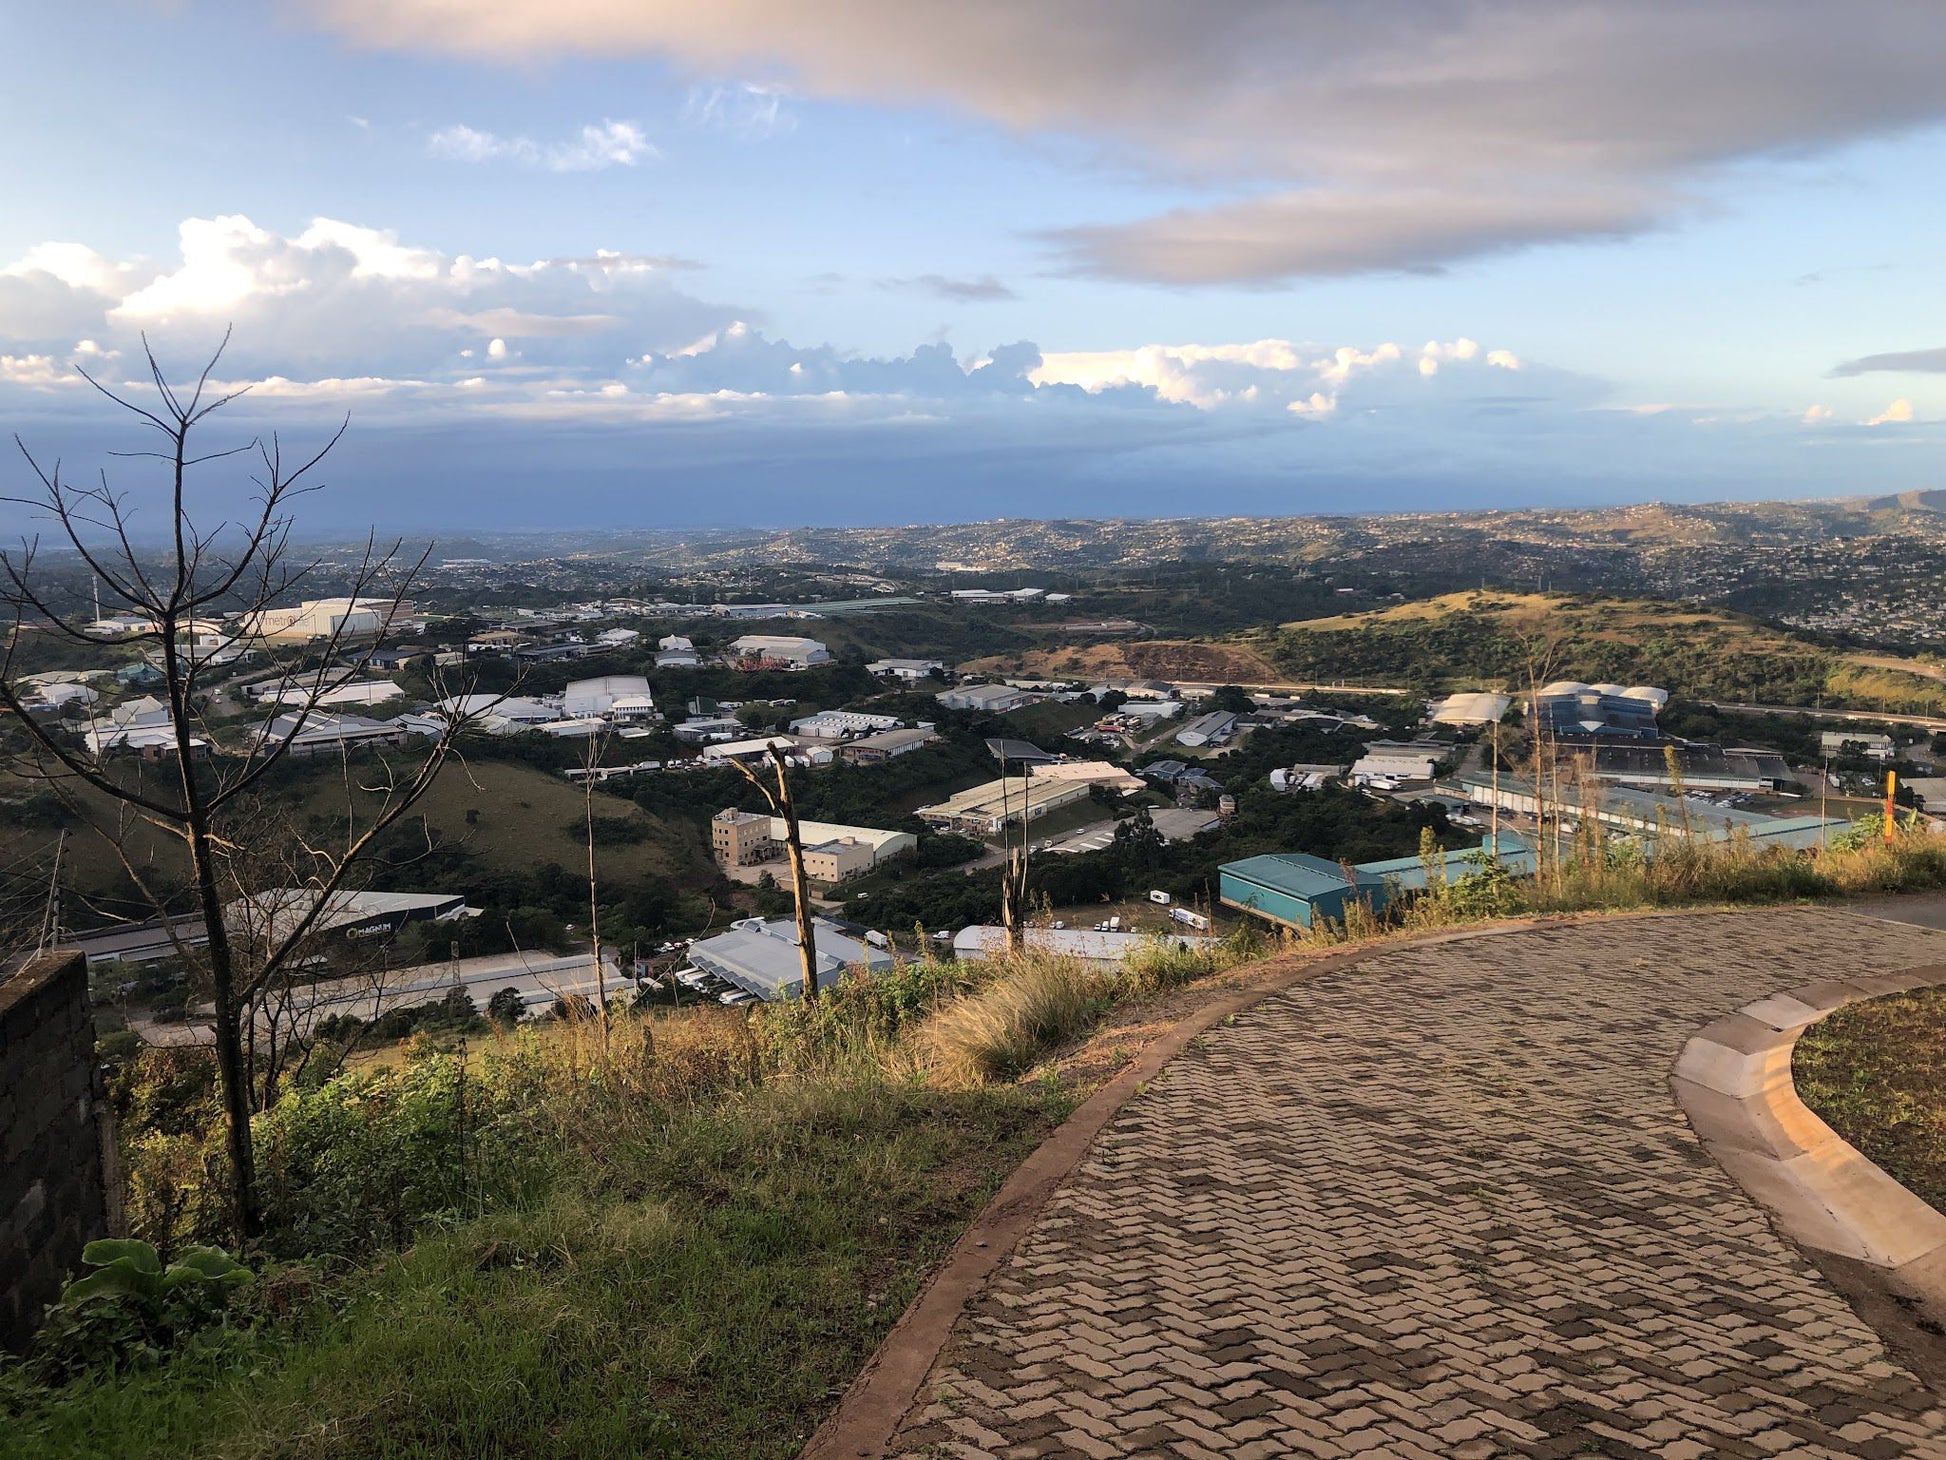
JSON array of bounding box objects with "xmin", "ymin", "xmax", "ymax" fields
[{"xmin": 30, "ymin": 1239, "xmax": 250, "ymax": 1381}]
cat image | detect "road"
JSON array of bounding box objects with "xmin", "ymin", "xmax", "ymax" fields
[
  {"xmin": 130, "ymin": 947, "xmax": 628, "ymax": 1048},
  {"xmin": 1703, "ymin": 699, "xmax": 1946, "ymax": 733}
]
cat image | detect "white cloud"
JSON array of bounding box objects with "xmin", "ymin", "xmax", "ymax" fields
[
  {"xmin": 682, "ymin": 82, "xmax": 794, "ymax": 138},
  {"xmin": 1801, "ymin": 404, "xmax": 1835, "ymax": 424},
  {"xmin": 428, "ymin": 119, "xmax": 658, "ymax": 171},
  {"xmin": 0, "ymin": 353, "xmax": 78, "ymax": 387},
  {"xmin": 309, "ymin": 1, "xmax": 1946, "ymax": 283},
  {"xmin": 2, "ymin": 214, "xmax": 730, "ymax": 377},
  {"xmin": 1029, "ymin": 335, "xmax": 1531, "ymax": 415},
  {"xmin": 1868, "ymin": 398, "xmax": 1915, "ymax": 425}
]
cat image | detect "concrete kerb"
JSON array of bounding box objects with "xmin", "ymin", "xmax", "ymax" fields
[
  {"xmin": 797, "ymin": 905, "xmax": 1729, "ymax": 1460},
  {"xmin": 1672, "ymin": 959, "xmax": 1946, "ymax": 1286}
]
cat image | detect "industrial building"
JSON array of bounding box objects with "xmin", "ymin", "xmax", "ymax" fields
[
  {"xmin": 1589, "ymin": 742, "xmax": 1793, "ymax": 792},
  {"xmin": 700, "ymin": 735, "xmax": 822, "ymax": 765},
  {"xmin": 936, "ymin": 682, "xmax": 1036, "ymax": 714},
  {"xmin": 239, "ymin": 597, "xmax": 405, "ymax": 644},
  {"xmin": 225, "ymin": 889, "xmax": 470, "ymax": 949},
  {"xmin": 1822, "ymin": 730, "xmax": 1896, "ymax": 760},
  {"xmin": 1531, "ymin": 681, "xmax": 1666, "ymax": 739},
  {"xmin": 952, "ymin": 925, "xmax": 1217, "ymax": 968},
  {"xmin": 257, "ymin": 712, "xmax": 423, "ymax": 757},
  {"xmin": 916, "ymin": 775, "xmax": 1098, "ymax": 836},
  {"xmin": 772, "ymin": 819, "xmax": 916, "ymax": 867},
  {"xmin": 1221, "ymin": 834, "xmax": 1537, "ymax": 930},
  {"xmin": 728, "ymin": 635, "xmax": 832, "ymax": 669},
  {"xmin": 788, "ymin": 710, "xmax": 902, "ymax": 739},
  {"xmin": 1176, "ymin": 711, "xmax": 1239, "ymax": 748},
  {"xmin": 1026, "ymin": 760, "xmax": 1148, "ymax": 795},
  {"xmin": 867, "ymin": 658, "xmax": 945, "ymax": 681},
  {"xmin": 841, "ymin": 727, "xmax": 939, "ymax": 762},
  {"xmin": 1428, "ymin": 691, "xmax": 1512, "ymax": 726},
  {"xmin": 799, "ymin": 838, "xmax": 876, "ymax": 882},
  {"xmin": 1439, "ymin": 771, "xmax": 1847, "ymax": 848},
  {"xmin": 713, "ymin": 811, "xmax": 916, "ymax": 876},
  {"xmin": 563, "ymin": 675, "xmax": 654, "ymax": 719},
  {"xmin": 684, "ymin": 917, "xmax": 894, "ymax": 1001},
  {"xmin": 437, "ymin": 694, "xmax": 562, "ymax": 733}
]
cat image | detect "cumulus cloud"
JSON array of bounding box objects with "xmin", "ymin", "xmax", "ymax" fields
[
  {"xmin": 1868, "ymin": 398, "xmax": 1915, "ymax": 425},
  {"xmin": 1027, "ymin": 335, "xmax": 1530, "ymax": 414},
  {"xmin": 428, "ymin": 119, "xmax": 657, "ymax": 171},
  {"xmin": 0, "ymin": 214, "xmax": 732, "ymax": 380},
  {"xmin": 1832, "ymin": 346, "xmax": 1946, "ymax": 376},
  {"xmin": 307, "ymin": 1, "xmax": 1946, "ymax": 283},
  {"xmin": 0, "ymin": 218, "xmax": 1575, "ymax": 439}
]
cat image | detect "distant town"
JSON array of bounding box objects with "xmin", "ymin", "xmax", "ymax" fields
[{"xmin": 10, "ymin": 496, "xmax": 1946, "ymax": 1045}]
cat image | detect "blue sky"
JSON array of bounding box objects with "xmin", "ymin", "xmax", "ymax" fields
[{"xmin": 2, "ymin": 2, "xmax": 1944, "ymax": 532}]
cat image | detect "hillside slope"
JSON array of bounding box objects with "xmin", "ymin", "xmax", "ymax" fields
[
  {"xmin": 956, "ymin": 639, "xmax": 1286, "ymax": 684},
  {"xmin": 1259, "ymin": 591, "xmax": 1946, "ymax": 712}
]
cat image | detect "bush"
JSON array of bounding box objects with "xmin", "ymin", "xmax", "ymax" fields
[{"xmin": 254, "ymin": 1053, "xmax": 490, "ymax": 1260}]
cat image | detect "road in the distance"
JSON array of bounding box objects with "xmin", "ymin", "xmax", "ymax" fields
[
  {"xmin": 130, "ymin": 947, "xmax": 629, "ymax": 1048},
  {"xmin": 1703, "ymin": 699, "xmax": 1946, "ymax": 733}
]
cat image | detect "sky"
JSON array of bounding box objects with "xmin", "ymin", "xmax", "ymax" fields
[{"xmin": 2, "ymin": 1, "xmax": 1945, "ymax": 534}]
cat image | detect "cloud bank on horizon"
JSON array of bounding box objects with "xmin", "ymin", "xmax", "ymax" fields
[{"xmin": 1, "ymin": 3, "xmax": 1943, "ymax": 528}]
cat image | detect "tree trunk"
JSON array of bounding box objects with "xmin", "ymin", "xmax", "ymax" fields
[
  {"xmin": 769, "ymin": 748, "xmax": 821, "ymax": 1002},
  {"xmin": 999, "ymin": 763, "xmax": 1027, "ymax": 953},
  {"xmin": 187, "ymin": 813, "xmax": 261, "ymax": 1238}
]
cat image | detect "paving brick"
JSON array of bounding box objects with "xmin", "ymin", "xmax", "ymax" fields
[{"xmin": 888, "ymin": 909, "xmax": 1946, "ymax": 1459}]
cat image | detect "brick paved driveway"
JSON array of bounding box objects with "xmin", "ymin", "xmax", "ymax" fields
[{"xmin": 892, "ymin": 909, "xmax": 1946, "ymax": 1459}]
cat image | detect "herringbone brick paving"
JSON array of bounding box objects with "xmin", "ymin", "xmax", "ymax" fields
[{"xmin": 891, "ymin": 908, "xmax": 1946, "ymax": 1458}]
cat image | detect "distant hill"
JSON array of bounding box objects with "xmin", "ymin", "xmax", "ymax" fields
[
  {"xmin": 957, "ymin": 638, "xmax": 1287, "ymax": 685},
  {"xmin": 1864, "ymin": 489, "xmax": 1946, "ymax": 514},
  {"xmin": 1256, "ymin": 590, "xmax": 1946, "ymax": 715}
]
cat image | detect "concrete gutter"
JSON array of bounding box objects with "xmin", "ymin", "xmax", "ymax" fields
[{"xmin": 1672, "ymin": 964, "xmax": 1946, "ymax": 1292}]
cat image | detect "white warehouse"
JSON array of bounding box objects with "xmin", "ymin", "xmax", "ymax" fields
[
  {"xmin": 563, "ymin": 675, "xmax": 655, "ymax": 719},
  {"xmin": 730, "ymin": 635, "xmax": 831, "ymax": 668}
]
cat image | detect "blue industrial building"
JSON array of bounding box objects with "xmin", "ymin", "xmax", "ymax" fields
[{"xmin": 1219, "ymin": 834, "xmax": 1537, "ymax": 930}]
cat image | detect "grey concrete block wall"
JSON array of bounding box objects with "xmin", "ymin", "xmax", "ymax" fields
[{"xmin": 0, "ymin": 951, "xmax": 111, "ymax": 1351}]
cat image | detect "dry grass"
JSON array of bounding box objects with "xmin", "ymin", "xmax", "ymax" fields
[{"xmin": 924, "ymin": 956, "xmax": 1102, "ymax": 1087}]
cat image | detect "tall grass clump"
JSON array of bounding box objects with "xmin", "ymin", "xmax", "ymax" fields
[{"xmin": 924, "ymin": 954, "xmax": 1102, "ymax": 1087}]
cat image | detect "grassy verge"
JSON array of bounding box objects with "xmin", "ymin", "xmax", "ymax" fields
[
  {"xmin": 3, "ymin": 1073, "xmax": 1065, "ymax": 1460},
  {"xmin": 1796, "ymin": 987, "xmax": 1946, "ymax": 1216},
  {"xmin": 7, "ymin": 940, "xmax": 1272, "ymax": 1460}
]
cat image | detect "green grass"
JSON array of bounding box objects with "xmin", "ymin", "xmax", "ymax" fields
[
  {"xmin": 1796, "ymin": 988, "xmax": 1946, "ymax": 1216},
  {"xmin": 3, "ymin": 1076, "xmax": 1064, "ymax": 1460}
]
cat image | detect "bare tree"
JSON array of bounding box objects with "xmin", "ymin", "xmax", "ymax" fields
[
  {"xmin": 0, "ymin": 334, "xmax": 497, "ymax": 1237},
  {"xmin": 728, "ymin": 743, "xmax": 821, "ymax": 1002}
]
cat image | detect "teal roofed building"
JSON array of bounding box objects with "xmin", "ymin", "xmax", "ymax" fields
[{"xmin": 1220, "ymin": 834, "xmax": 1536, "ymax": 930}]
